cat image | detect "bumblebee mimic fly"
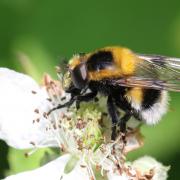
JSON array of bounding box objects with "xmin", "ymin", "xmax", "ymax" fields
[{"xmin": 48, "ymin": 46, "xmax": 180, "ymax": 140}]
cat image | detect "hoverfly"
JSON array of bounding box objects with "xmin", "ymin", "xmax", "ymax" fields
[{"xmin": 48, "ymin": 46, "xmax": 180, "ymax": 139}]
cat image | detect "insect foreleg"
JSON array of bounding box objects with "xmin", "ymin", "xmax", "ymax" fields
[{"xmin": 75, "ymin": 91, "xmax": 97, "ymax": 109}]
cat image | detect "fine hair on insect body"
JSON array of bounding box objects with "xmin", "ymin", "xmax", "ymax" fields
[{"xmin": 48, "ymin": 46, "xmax": 180, "ymax": 140}]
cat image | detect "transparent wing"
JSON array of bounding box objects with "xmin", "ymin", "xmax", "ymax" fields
[{"xmin": 111, "ymin": 54, "xmax": 180, "ymax": 92}]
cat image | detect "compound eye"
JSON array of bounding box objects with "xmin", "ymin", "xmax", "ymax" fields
[{"xmin": 71, "ymin": 63, "xmax": 88, "ymax": 89}]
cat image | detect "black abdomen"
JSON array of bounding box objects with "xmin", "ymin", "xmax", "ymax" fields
[{"xmin": 142, "ymin": 89, "xmax": 161, "ymax": 109}]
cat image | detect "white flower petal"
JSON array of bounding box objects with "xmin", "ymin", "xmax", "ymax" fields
[
  {"xmin": 5, "ymin": 154, "xmax": 89, "ymax": 180},
  {"xmin": 5, "ymin": 154, "xmax": 69, "ymax": 180},
  {"xmin": 132, "ymin": 156, "xmax": 170, "ymax": 180},
  {"xmin": 106, "ymin": 156, "xmax": 169, "ymax": 180},
  {"xmin": 0, "ymin": 68, "xmax": 58, "ymax": 149},
  {"xmin": 107, "ymin": 172, "xmax": 129, "ymax": 180}
]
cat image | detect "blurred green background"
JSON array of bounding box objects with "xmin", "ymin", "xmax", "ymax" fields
[{"xmin": 0, "ymin": 0, "xmax": 180, "ymax": 179}]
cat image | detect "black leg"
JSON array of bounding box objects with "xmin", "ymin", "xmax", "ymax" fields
[
  {"xmin": 47, "ymin": 91, "xmax": 97, "ymax": 115},
  {"xmin": 76, "ymin": 91, "xmax": 97, "ymax": 109},
  {"xmin": 107, "ymin": 95, "xmax": 120, "ymax": 140},
  {"xmin": 118, "ymin": 112, "xmax": 131, "ymax": 134},
  {"xmin": 47, "ymin": 97, "xmax": 75, "ymax": 115}
]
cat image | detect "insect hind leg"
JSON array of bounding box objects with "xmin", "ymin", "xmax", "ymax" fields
[
  {"xmin": 107, "ymin": 95, "xmax": 132, "ymax": 141},
  {"xmin": 118, "ymin": 112, "xmax": 132, "ymax": 137},
  {"xmin": 107, "ymin": 95, "xmax": 120, "ymax": 140}
]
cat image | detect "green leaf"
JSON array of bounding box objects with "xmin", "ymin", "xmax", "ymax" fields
[{"xmin": 6, "ymin": 147, "xmax": 56, "ymax": 176}]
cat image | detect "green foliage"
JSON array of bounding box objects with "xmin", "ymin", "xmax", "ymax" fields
[{"xmin": 5, "ymin": 148, "xmax": 57, "ymax": 176}]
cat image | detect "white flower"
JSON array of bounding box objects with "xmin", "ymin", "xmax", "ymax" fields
[
  {"xmin": 0, "ymin": 68, "xmax": 169, "ymax": 180},
  {"xmin": 131, "ymin": 156, "xmax": 170, "ymax": 180},
  {"xmin": 5, "ymin": 154, "xmax": 90, "ymax": 180}
]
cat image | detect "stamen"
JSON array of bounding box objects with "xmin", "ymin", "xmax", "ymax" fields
[
  {"xmin": 31, "ymin": 90, "xmax": 37, "ymax": 94},
  {"xmin": 29, "ymin": 74, "xmax": 147, "ymax": 178},
  {"xmin": 25, "ymin": 148, "xmax": 38, "ymax": 157},
  {"xmin": 34, "ymin": 108, "xmax": 40, "ymax": 114},
  {"xmin": 86, "ymin": 161, "xmax": 96, "ymax": 180}
]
